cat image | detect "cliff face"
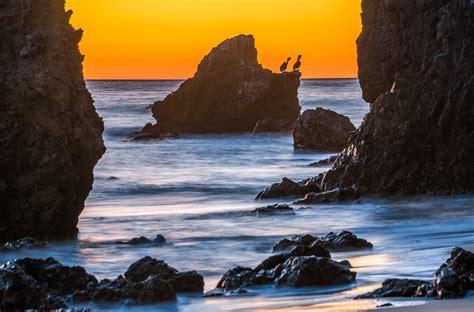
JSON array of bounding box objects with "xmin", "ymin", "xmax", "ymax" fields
[
  {"xmin": 0, "ymin": 0, "xmax": 105, "ymax": 241},
  {"xmin": 322, "ymin": 0, "xmax": 473, "ymax": 195},
  {"xmin": 150, "ymin": 35, "xmax": 301, "ymax": 134}
]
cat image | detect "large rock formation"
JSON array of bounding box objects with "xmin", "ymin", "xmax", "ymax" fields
[
  {"xmin": 321, "ymin": 0, "xmax": 474, "ymax": 195},
  {"xmin": 293, "ymin": 108, "xmax": 356, "ymax": 152},
  {"xmin": 0, "ymin": 0, "xmax": 105, "ymax": 241},
  {"xmin": 145, "ymin": 35, "xmax": 301, "ymax": 134}
]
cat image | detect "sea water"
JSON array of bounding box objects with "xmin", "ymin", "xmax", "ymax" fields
[{"xmin": 1, "ymin": 80, "xmax": 473, "ymax": 311}]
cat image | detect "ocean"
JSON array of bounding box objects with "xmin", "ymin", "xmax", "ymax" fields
[{"xmin": 2, "ymin": 79, "xmax": 473, "ymax": 311}]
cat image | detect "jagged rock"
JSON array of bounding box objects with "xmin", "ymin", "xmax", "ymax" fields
[
  {"xmin": 275, "ymin": 256, "xmax": 356, "ymax": 287},
  {"xmin": 146, "ymin": 35, "xmax": 301, "ymax": 134},
  {"xmin": 355, "ymin": 279, "xmax": 431, "ymax": 299},
  {"xmin": 247, "ymin": 204, "xmax": 295, "ymax": 217},
  {"xmin": 355, "ymin": 247, "xmax": 474, "ymax": 300},
  {"xmin": 309, "ymin": 155, "xmax": 338, "ymax": 167},
  {"xmin": 1, "ymin": 237, "xmax": 46, "ymax": 252},
  {"xmin": 252, "ymin": 118, "xmax": 295, "ymax": 134},
  {"xmin": 0, "ymin": 256, "xmax": 204, "ymax": 308},
  {"xmin": 124, "ymin": 256, "xmax": 204, "ymax": 292},
  {"xmin": 272, "ymin": 231, "xmax": 372, "ymax": 252},
  {"xmin": 294, "ymin": 187, "xmax": 359, "ymax": 205},
  {"xmin": 0, "ymin": 0, "xmax": 105, "ymax": 241},
  {"xmin": 293, "ymin": 108, "xmax": 356, "ymax": 152},
  {"xmin": 321, "ymin": 0, "xmax": 474, "ymax": 195},
  {"xmin": 130, "ymin": 122, "xmax": 179, "ymax": 141},
  {"xmin": 116, "ymin": 234, "xmax": 167, "ymax": 246},
  {"xmin": 256, "ymin": 176, "xmax": 322, "ymax": 200},
  {"xmin": 211, "ymin": 242, "xmax": 355, "ymax": 294}
]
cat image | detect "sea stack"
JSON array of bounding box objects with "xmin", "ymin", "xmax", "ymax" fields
[
  {"xmin": 0, "ymin": 0, "xmax": 105, "ymax": 241},
  {"xmin": 321, "ymin": 0, "xmax": 474, "ymax": 195},
  {"xmin": 142, "ymin": 34, "xmax": 301, "ymax": 135}
]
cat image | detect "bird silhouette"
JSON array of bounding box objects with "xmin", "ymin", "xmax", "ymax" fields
[
  {"xmin": 293, "ymin": 55, "xmax": 302, "ymax": 72},
  {"xmin": 280, "ymin": 57, "xmax": 291, "ymax": 72}
]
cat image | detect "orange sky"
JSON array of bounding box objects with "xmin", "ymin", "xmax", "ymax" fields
[{"xmin": 66, "ymin": 0, "xmax": 361, "ymax": 79}]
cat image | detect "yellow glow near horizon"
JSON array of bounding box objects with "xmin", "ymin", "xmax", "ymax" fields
[{"xmin": 66, "ymin": 0, "xmax": 361, "ymax": 79}]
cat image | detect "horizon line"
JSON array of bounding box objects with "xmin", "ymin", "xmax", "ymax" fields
[{"xmin": 86, "ymin": 77, "xmax": 358, "ymax": 81}]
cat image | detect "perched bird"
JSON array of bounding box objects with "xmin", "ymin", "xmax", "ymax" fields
[
  {"xmin": 280, "ymin": 57, "xmax": 291, "ymax": 72},
  {"xmin": 293, "ymin": 55, "xmax": 302, "ymax": 72}
]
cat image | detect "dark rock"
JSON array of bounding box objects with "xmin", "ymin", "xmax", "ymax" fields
[
  {"xmin": 293, "ymin": 108, "xmax": 356, "ymax": 152},
  {"xmin": 256, "ymin": 176, "xmax": 322, "ymax": 200},
  {"xmin": 355, "ymin": 279, "xmax": 431, "ymax": 299},
  {"xmin": 309, "ymin": 155, "xmax": 338, "ymax": 167},
  {"xmin": 108, "ymin": 176, "xmax": 120, "ymax": 181},
  {"xmin": 294, "ymin": 187, "xmax": 359, "ymax": 205},
  {"xmin": 355, "ymin": 247, "xmax": 474, "ymax": 300},
  {"xmin": 275, "ymin": 256, "xmax": 356, "ymax": 287},
  {"xmin": 130, "ymin": 122, "xmax": 179, "ymax": 141},
  {"xmin": 124, "ymin": 256, "xmax": 204, "ymax": 292},
  {"xmin": 116, "ymin": 235, "xmax": 167, "ymax": 246},
  {"xmin": 248, "ymin": 204, "xmax": 295, "ymax": 217},
  {"xmin": 153, "ymin": 234, "xmax": 167, "ymax": 244},
  {"xmin": 216, "ymin": 267, "xmax": 256, "ymax": 291},
  {"xmin": 377, "ymin": 303, "xmax": 393, "ymax": 308},
  {"xmin": 0, "ymin": 0, "xmax": 105, "ymax": 241},
  {"xmin": 316, "ymin": 231, "xmax": 373, "ymax": 250},
  {"xmin": 1, "ymin": 237, "xmax": 47, "ymax": 251},
  {"xmin": 147, "ymin": 35, "xmax": 301, "ymax": 134},
  {"xmin": 272, "ymin": 231, "xmax": 372, "ymax": 252},
  {"xmin": 320, "ymin": 0, "xmax": 474, "ymax": 195},
  {"xmin": 252, "ymin": 118, "xmax": 295, "ymax": 134}
]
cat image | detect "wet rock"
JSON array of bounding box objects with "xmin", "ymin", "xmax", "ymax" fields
[
  {"xmin": 355, "ymin": 279, "xmax": 431, "ymax": 299},
  {"xmin": 130, "ymin": 122, "xmax": 179, "ymax": 141},
  {"xmin": 309, "ymin": 155, "xmax": 338, "ymax": 167},
  {"xmin": 320, "ymin": 0, "xmax": 474, "ymax": 195},
  {"xmin": 355, "ymin": 247, "xmax": 474, "ymax": 300},
  {"xmin": 294, "ymin": 187, "xmax": 359, "ymax": 205},
  {"xmin": 1, "ymin": 237, "xmax": 47, "ymax": 251},
  {"xmin": 377, "ymin": 303, "xmax": 393, "ymax": 308},
  {"xmin": 256, "ymin": 176, "xmax": 322, "ymax": 200},
  {"xmin": 216, "ymin": 267, "xmax": 256, "ymax": 291},
  {"xmin": 272, "ymin": 231, "xmax": 372, "ymax": 252},
  {"xmin": 293, "ymin": 108, "xmax": 356, "ymax": 152},
  {"xmin": 0, "ymin": 0, "xmax": 105, "ymax": 241},
  {"xmin": 316, "ymin": 231, "xmax": 373, "ymax": 250},
  {"xmin": 252, "ymin": 118, "xmax": 295, "ymax": 134},
  {"xmin": 248, "ymin": 204, "xmax": 295, "ymax": 217},
  {"xmin": 275, "ymin": 256, "xmax": 356, "ymax": 287},
  {"xmin": 124, "ymin": 256, "xmax": 204, "ymax": 292},
  {"xmin": 116, "ymin": 234, "xmax": 167, "ymax": 246},
  {"xmin": 146, "ymin": 35, "xmax": 301, "ymax": 134}
]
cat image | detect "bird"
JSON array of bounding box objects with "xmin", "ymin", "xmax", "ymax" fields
[
  {"xmin": 293, "ymin": 55, "xmax": 302, "ymax": 72},
  {"xmin": 280, "ymin": 57, "xmax": 291, "ymax": 72}
]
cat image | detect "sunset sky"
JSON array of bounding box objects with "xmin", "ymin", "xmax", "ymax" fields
[{"xmin": 66, "ymin": 0, "xmax": 361, "ymax": 80}]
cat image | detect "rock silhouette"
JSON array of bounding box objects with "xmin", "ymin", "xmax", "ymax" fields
[
  {"xmin": 142, "ymin": 35, "xmax": 301, "ymax": 134},
  {"xmin": 0, "ymin": 0, "xmax": 105, "ymax": 241},
  {"xmin": 321, "ymin": 0, "xmax": 474, "ymax": 195}
]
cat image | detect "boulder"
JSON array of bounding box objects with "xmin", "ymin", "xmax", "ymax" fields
[
  {"xmin": 124, "ymin": 256, "xmax": 204, "ymax": 292},
  {"xmin": 211, "ymin": 243, "xmax": 356, "ymax": 294},
  {"xmin": 309, "ymin": 155, "xmax": 338, "ymax": 167},
  {"xmin": 272, "ymin": 231, "xmax": 372, "ymax": 252},
  {"xmin": 252, "ymin": 118, "xmax": 295, "ymax": 135},
  {"xmin": 247, "ymin": 204, "xmax": 295, "ymax": 217},
  {"xmin": 320, "ymin": 0, "xmax": 474, "ymax": 195},
  {"xmin": 116, "ymin": 234, "xmax": 167, "ymax": 246},
  {"xmin": 293, "ymin": 108, "xmax": 355, "ymax": 152},
  {"xmin": 130, "ymin": 122, "xmax": 179, "ymax": 141},
  {"xmin": 146, "ymin": 35, "xmax": 301, "ymax": 134},
  {"xmin": 355, "ymin": 247, "xmax": 474, "ymax": 300},
  {"xmin": 0, "ymin": 0, "xmax": 105, "ymax": 241},
  {"xmin": 256, "ymin": 176, "xmax": 322, "ymax": 200}
]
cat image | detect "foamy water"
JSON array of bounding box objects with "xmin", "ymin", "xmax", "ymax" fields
[{"xmin": 1, "ymin": 80, "xmax": 473, "ymax": 311}]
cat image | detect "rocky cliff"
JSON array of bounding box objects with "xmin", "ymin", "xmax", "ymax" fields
[
  {"xmin": 322, "ymin": 0, "xmax": 474, "ymax": 195},
  {"xmin": 0, "ymin": 0, "xmax": 105, "ymax": 241},
  {"xmin": 147, "ymin": 35, "xmax": 301, "ymax": 134}
]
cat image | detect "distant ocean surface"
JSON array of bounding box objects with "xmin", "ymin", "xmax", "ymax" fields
[{"xmin": 2, "ymin": 80, "xmax": 473, "ymax": 311}]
